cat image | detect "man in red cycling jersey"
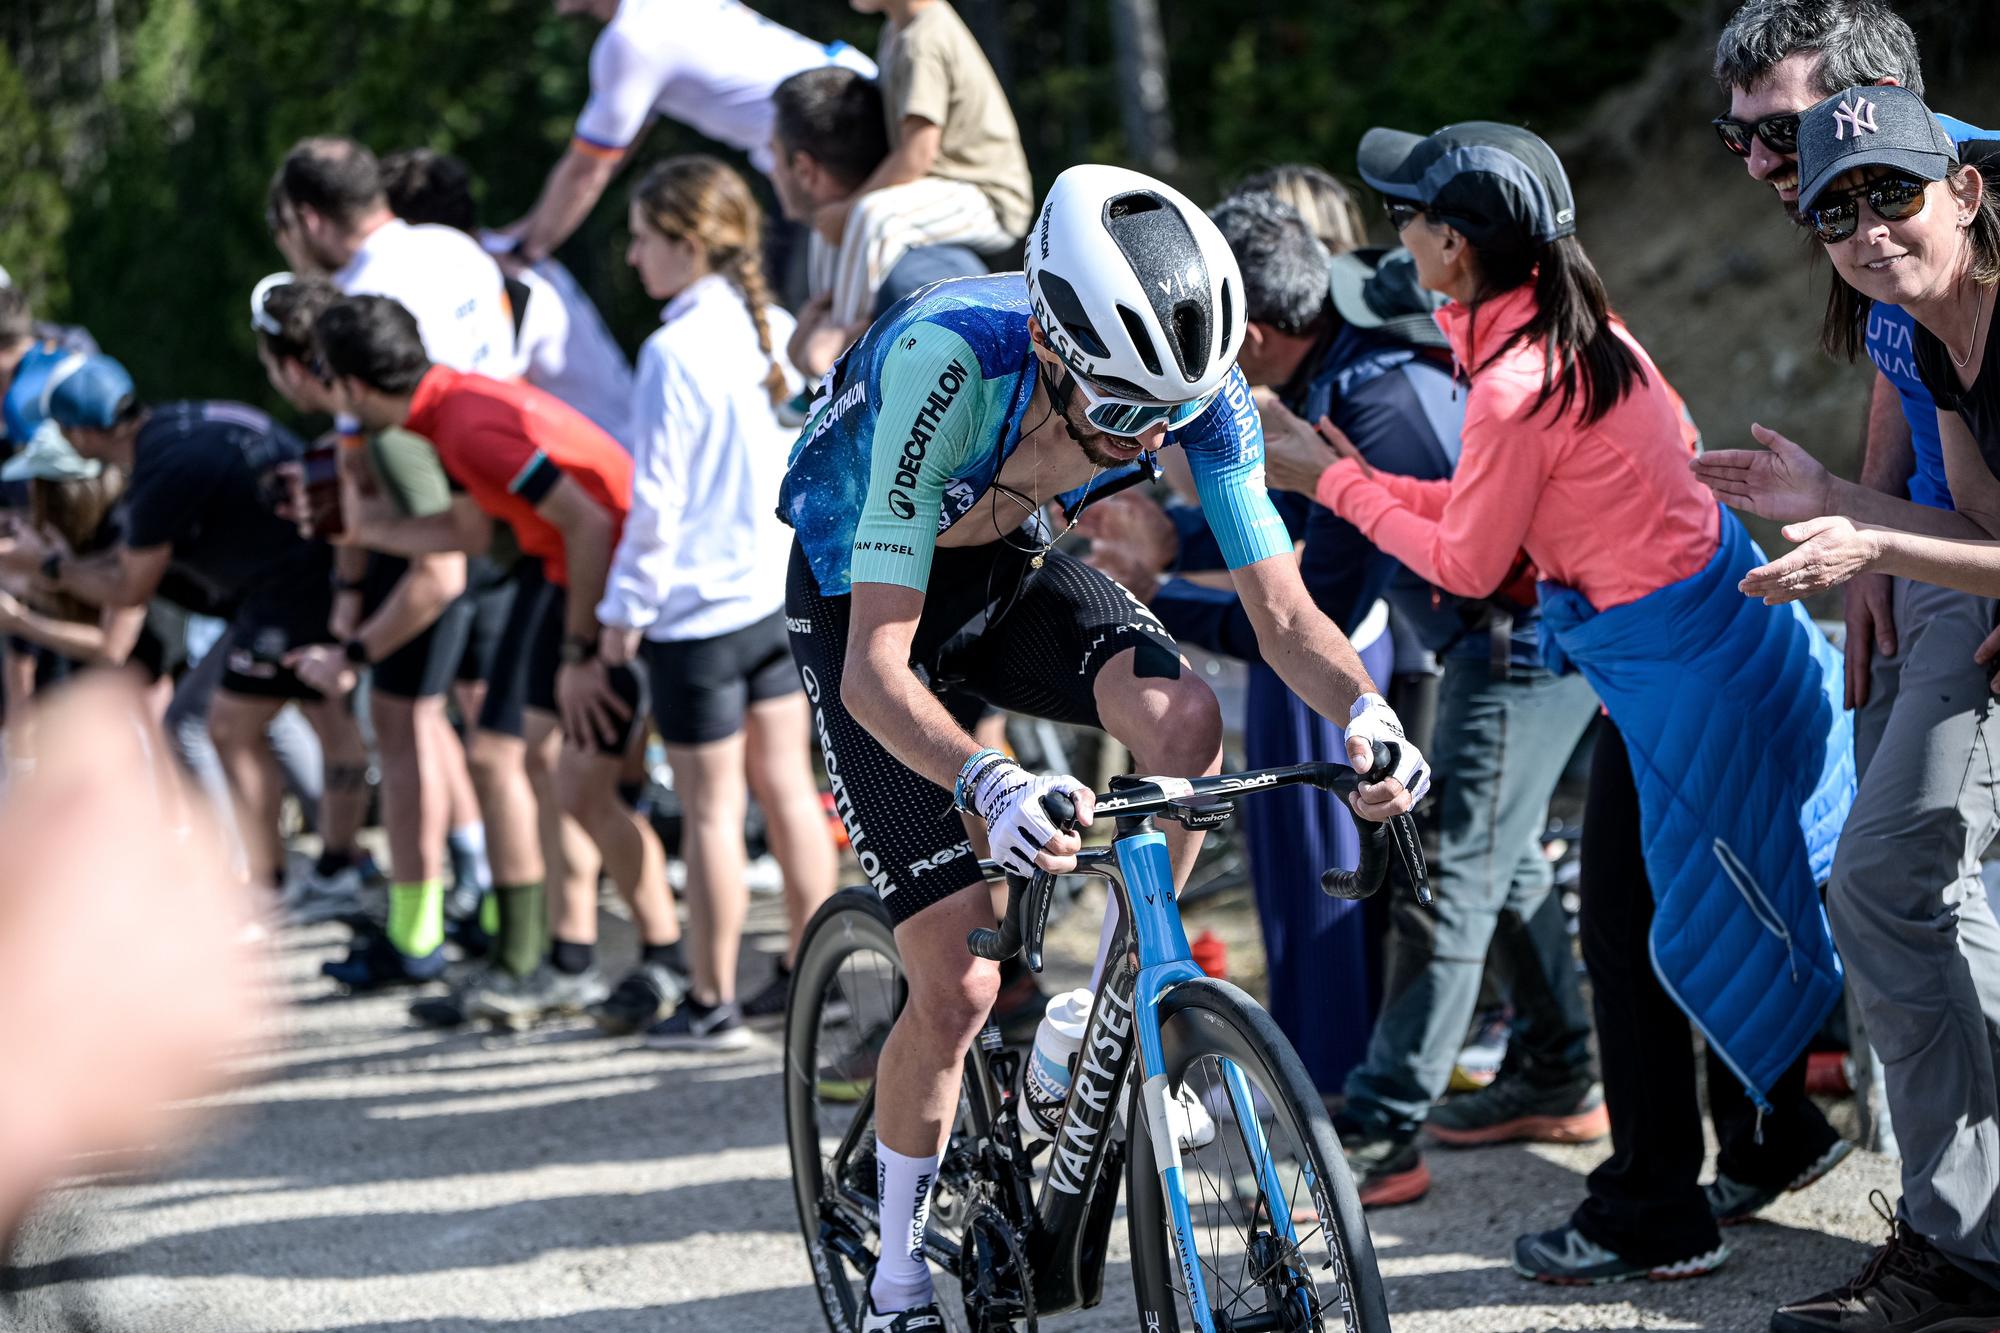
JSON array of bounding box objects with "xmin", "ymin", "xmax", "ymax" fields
[{"xmin": 308, "ymin": 294, "xmax": 688, "ymax": 1030}]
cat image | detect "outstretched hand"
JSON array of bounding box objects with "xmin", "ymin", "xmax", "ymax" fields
[
  {"xmin": 1738, "ymin": 515, "xmax": 1882, "ymax": 604},
  {"xmin": 1692, "ymin": 423, "xmax": 1837, "ymax": 524}
]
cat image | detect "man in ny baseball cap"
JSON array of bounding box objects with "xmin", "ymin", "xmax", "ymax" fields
[
  {"xmin": 1796, "ymin": 83, "xmax": 1961, "ymax": 212},
  {"xmin": 1357, "ymin": 121, "xmax": 1578, "ymax": 252}
]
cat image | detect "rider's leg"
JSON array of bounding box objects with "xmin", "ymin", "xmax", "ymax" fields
[{"xmin": 874, "ymin": 883, "xmax": 1005, "ymax": 1313}]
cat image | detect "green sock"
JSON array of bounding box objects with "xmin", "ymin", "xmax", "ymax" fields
[
  {"xmin": 387, "ymin": 879, "xmax": 447, "ymax": 958},
  {"xmin": 496, "ymin": 882, "xmax": 548, "ymax": 980},
  {"xmin": 479, "ymin": 890, "xmax": 500, "ymax": 937}
]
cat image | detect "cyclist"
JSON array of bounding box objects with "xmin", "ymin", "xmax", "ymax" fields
[{"xmin": 777, "ymin": 163, "xmax": 1429, "ymax": 1331}]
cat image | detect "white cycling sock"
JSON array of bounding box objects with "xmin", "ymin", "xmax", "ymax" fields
[{"xmin": 870, "ymin": 1142, "xmax": 941, "ymax": 1313}]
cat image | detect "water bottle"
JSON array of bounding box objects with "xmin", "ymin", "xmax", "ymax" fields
[{"xmin": 1021, "ymin": 988, "xmax": 1092, "ymax": 1137}]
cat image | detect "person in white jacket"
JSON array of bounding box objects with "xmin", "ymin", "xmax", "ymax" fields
[{"xmin": 599, "ymin": 155, "xmax": 837, "ymax": 1049}]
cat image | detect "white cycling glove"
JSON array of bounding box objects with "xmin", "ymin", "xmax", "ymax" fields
[
  {"xmin": 1345, "ymin": 693, "xmax": 1432, "ymax": 803},
  {"xmin": 969, "ymin": 759, "xmax": 1091, "ymax": 878}
]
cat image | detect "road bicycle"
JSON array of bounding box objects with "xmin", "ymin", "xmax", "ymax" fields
[{"xmin": 784, "ymin": 746, "xmax": 1429, "ymax": 1332}]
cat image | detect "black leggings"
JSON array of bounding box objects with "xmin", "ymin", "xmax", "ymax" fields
[{"xmin": 1571, "ymin": 725, "xmax": 1838, "ymax": 1263}]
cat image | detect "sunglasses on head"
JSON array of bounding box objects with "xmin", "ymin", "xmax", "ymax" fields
[
  {"xmin": 250, "ymin": 271, "xmax": 295, "ymax": 337},
  {"xmin": 1052, "ymin": 360, "xmax": 1215, "ymax": 438},
  {"xmin": 1712, "ymin": 111, "xmax": 1801, "ymax": 158},
  {"xmin": 1803, "ymin": 174, "xmax": 1931, "ymax": 244}
]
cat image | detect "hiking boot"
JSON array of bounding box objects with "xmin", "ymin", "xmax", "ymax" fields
[
  {"xmin": 1512, "ymin": 1223, "xmax": 1727, "ymax": 1285},
  {"xmin": 645, "ymin": 996, "xmax": 752, "ymax": 1052},
  {"xmin": 1427, "ymin": 1074, "xmax": 1609, "ymax": 1147},
  {"xmin": 817, "ymin": 1019, "xmax": 891, "ymax": 1103},
  {"xmin": 591, "ymin": 961, "xmax": 689, "ymax": 1035},
  {"xmin": 1708, "ymin": 1137, "xmax": 1856, "ymax": 1225},
  {"xmin": 470, "ymin": 965, "xmax": 608, "ymax": 1030},
  {"xmin": 1771, "ymin": 1193, "xmax": 2000, "ymax": 1331},
  {"xmin": 1335, "ymin": 1119, "xmax": 1430, "ymax": 1208},
  {"xmin": 321, "ymin": 925, "xmax": 447, "ymax": 991}
]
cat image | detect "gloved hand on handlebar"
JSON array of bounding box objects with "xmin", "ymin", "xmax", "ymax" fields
[
  {"xmin": 1345, "ymin": 693, "xmax": 1432, "ymax": 819},
  {"xmin": 967, "ymin": 759, "xmax": 1095, "ymax": 878}
]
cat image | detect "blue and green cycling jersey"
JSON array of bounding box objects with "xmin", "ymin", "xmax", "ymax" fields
[{"xmin": 778, "ymin": 273, "xmax": 1291, "ymax": 594}]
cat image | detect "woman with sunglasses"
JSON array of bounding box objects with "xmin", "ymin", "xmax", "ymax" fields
[
  {"xmin": 1695, "ymin": 84, "xmax": 2000, "ymax": 1328},
  {"xmin": 1260, "ymin": 119, "xmax": 1854, "ymax": 1285}
]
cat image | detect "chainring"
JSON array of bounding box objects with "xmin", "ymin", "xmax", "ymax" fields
[{"xmin": 952, "ymin": 1202, "xmax": 1036, "ymax": 1333}]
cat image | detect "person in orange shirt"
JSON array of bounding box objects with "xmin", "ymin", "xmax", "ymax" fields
[{"xmin": 307, "ymin": 294, "xmax": 688, "ymax": 1032}]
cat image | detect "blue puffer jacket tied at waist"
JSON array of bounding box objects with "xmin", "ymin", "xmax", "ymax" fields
[{"xmin": 1537, "ymin": 506, "xmax": 1854, "ymax": 1107}]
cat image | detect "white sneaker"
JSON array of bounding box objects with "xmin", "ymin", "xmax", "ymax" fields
[{"xmin": 282, "ymin": 864, "xmax": 362, "ymax": 926}]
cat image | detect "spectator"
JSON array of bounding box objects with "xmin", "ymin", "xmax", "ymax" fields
[
  {"xmin": 249, "ymin": 274, "xmax": 472, "ymax": 988},
  {"xmin": 1236, "ymin": 163, "xmax": 1370, "ymax": 257},
  {"xmin": 314, "ymin": 295, "xmax": 687, "ymax": 1031},
  {"xmin": 1261, "ymin": 120, "xmax": 1853, "ymax": 1285},
  {"xmin": 21, "ymin": 355, "xmax": 374, "ymax": 919},
  {"xmin": 598, "ymin": 157, "xmax": 837, "ymax": 1047},
  {"xmin": 271, "ymin": 135, "xmax": 507, "ymax": 943},
  {"xmin": 813, "ymin": 0, "xmax": 1031, "ymax": 329},
  {"xmin": 269, "ymin": 137, "xmax": 514, "ymax": 377},
  {"xmin": 1711, "ymin": 0, "xmax": 1994, "ymax": 1166},
  {"xmin": 381, "ymin": 147, "xmax": 636, "ymax": 450},
  {"xmin": 506, "ymin": 0, "xmax": 875, "ymax": 263},
  {"xmin": 1085, "ymin": 190, "xmax": 1607, "ymax": 1206},
  {"xmin": 769, "ymin": 66, "xmax": 988, "ymax": 380},
  {"xmin": 1694, "ymin": 84, "xmax": 2000, "ymax": 1330}
]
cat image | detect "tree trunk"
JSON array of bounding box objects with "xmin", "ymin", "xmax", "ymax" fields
[{"xmin": 1109, "ymin": 0, "xmax": 1177, "ymax": 175}]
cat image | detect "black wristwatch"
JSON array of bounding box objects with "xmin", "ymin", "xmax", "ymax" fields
[
  {"xmin": 343, "ymin": 638, "xmax": 372, "ymax": 666},
  {"xmin": 39, "ymin": 551, "xmax": 62, "ymax": 583},
  {"xmin": 560, "ymin": 635, "xmax": 596, "ymax": 665}
]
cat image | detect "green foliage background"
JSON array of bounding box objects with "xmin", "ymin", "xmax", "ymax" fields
[{"xmin": 7, "ymin": 0, "xmax": 1699, "ymax": 414}]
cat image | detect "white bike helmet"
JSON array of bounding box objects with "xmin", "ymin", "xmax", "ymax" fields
[{"xmin": 1024, "ymin": 164, "xmax": 1245, "ymax": 412}]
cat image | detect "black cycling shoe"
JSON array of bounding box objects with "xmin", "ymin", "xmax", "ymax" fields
[{"xmin": 322, "ymin": 927, "xmax": 448, "ymax": 992}]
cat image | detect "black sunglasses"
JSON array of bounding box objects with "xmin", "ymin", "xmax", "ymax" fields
[
  {"xmin": 1383, "ymin": 200, "xmax": 1428, "ymax": 231},
  {"xmin": 1712, "ymin": 111, "xmax": 1801, "ymax": 158},
  {"xmin": 1804, "ymin": 174, "xmax": 1931, "ymax": 244}
]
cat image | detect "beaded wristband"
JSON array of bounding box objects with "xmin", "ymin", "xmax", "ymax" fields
[{"xmin": 954, "ymin": 747, "xmax": 1007, "ymax": 813}]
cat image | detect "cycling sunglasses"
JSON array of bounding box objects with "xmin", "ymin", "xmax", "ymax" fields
[
  {"xmin": 1712, "ymin": 111, "xmax": 1801, "ymax": 158},
  {"xmin": 1059, "ymin": 362, "xmax": 1216, "ymax": 438},
  {"xmin": 250, "ymin": 271, "xmax": 295, "ymax": 337},
  {"xmin": 1803, "ymin": 174, "xmax": 1931, "ymax": 244}
]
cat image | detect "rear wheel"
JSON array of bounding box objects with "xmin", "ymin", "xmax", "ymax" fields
[{"xmin": 1126, "ymin": 978, "xmax": 1390, "ymax": 1332}]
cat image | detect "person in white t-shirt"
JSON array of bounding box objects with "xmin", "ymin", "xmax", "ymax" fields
[
  {"xmin": 598, "ymin": 155, "xmax": 837, "ymax": 1048},
  {"xmin": 507, "ymin": 0, "xmax": 874, "ymax": 264},
  {"xmin": 269, "ymin": 137, "xmax": 515, "ymax": 376},
  {"xmin": 381, "ymin": 147, "xmax": 635, "ymax": 449}
]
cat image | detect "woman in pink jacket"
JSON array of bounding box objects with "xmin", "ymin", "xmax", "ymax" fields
[{"xmin": 1260, "ymin": 120, "xmax": 1854, "ymax": 1286}]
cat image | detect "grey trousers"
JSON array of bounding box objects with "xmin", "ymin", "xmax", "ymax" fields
[{"xmin": 1828, "ymin": 576, "xmax": 2000, "ymax": 1284}]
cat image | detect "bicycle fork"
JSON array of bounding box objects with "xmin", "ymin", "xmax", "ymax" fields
[{"xmin": 1121, "ymin": 828, "xmax": 1302, "ymax": 1333}]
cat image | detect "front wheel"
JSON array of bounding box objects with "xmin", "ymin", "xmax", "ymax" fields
[{"xmin": 1126, "ymin": 977, "xmax": 1391, "ymax": 1332}]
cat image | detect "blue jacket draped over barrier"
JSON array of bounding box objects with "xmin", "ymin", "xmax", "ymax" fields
[{"xmin": 1537, "ymin": 507, "xmax": 1852, "ymax": 1105}]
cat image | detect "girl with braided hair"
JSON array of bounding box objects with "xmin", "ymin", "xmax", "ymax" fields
[{"xmin": 601, "ymin": 154, "xmax": 837, "ymax": 1048}]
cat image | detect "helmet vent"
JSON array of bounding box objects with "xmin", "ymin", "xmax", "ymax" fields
[
  {"xmin": 1038, "ymin": 271, "xmax": 1111, "ymax": 361},
  {"xmin": 1216, "ymin": 280, "xmax": 1234, "ymax": 370},
  {"xmin": 1171, "ymin": 303, "xmax": 1208, "ymax": 380},
  {"xmin": 1117, "ymin": 305, "xmax": 1163, "ymax": 377},
  {"xmin": 1107, "ymin": 191, "xmax": 1165, "ymax": 220}
]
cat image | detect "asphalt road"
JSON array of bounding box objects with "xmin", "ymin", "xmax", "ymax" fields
[{"xmin": 3, "ymin": 887, "xmax": 1897, "ymax": 1333}]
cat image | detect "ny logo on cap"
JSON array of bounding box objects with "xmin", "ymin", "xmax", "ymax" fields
[{"xmin": 1834, "ymin": 96, "xmax": 1880, "ymax": 140}]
